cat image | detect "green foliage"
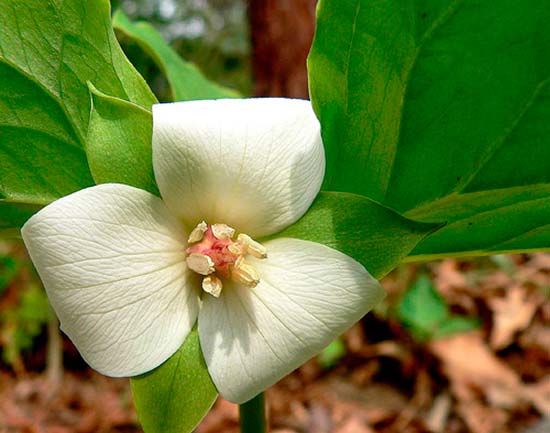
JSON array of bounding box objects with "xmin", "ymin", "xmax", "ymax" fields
[
  {"xmin": 113, "ymin": 0, "xmax": 252, "ymax": 95},
  {"xmin": 86, "ymin": 85, "xmax": 159, "ymax": 195},
  {"xmin": 0, "ymin": 60, "xmax": 92, "ymax": 207},
  {"xmin": 113, "ymin": 10, "xmax": 239, "ymax": 101},
  {"xmin": 0, "ymin": 244, "xmax": 52, "ymax": 366},
  {"xmin": 397, "ymin": 275, "xmax": 480, "ymax": 341},
  {"xmin": 275, "ymin": 192, "xmax": 440, "ymax": 279},
  {"xmin": 131, "ymin": 328, "xmax": 218, "ymax": 433},
  {"xmin": 317, "ymin": 338, "xmax": 346, "ymax": 369},
  {"xmin": 0, "ymin": 0, "xmax": 156, "ymax": 234},
  {"xmin": 0, "ymin": 203, "xmax": 42, "ymax": 239},
  {"xmin": 0, "ymin": 284, "xmax": 52, "ymax": 366},
  {"xmin": 0, "ymin": 254, "xmax": 18, "ymax": 294},
  {"xmin": 435, "ymin": 316, "xmax": 482, "ymax": 338},
  {"xmin": 309, "ymin": 0, "xmax": 550, "ymax": 258}
]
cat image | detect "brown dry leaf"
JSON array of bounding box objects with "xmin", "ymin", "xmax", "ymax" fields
[
  {"xmin": 430, "ymin": 330, "xmax": 550, "ymax": 428},
  {"xmin": 345, "ymin": 323, "xmax": 366, "ymax": 353},
  {"xmin": 271, "ymin": 430, "xmax": 299, "ymax": 433},
  {"xmin": 433, "ymin": 260, "xmax": 479, "ymax": 313},
  {"xmin": 333, "ymin": 416, "xmax": 375, "ymax": 433},
  {"xmin": 488, "ymin": 286, "xmax": 539, "ymax": 349},
  {"xmin": 0, "ymin": 373, "xmax": 137, "ymax": 433},
  {"xmin": 518, "ymin": 253, "xmax": 550, "ymax": 286},
  {"xmin": 350, "ymin": 361, "xmax": 379, "ymax": 386},
  {"xmin": 434, "ymin": 260, "xmax": 467, "ymax": 291},
  {"xmin": 391, "ymin": 369, "xmax": 432, "ymax": 431},
  {"xmin": 316, "ymin": 380, "xmax": 407, "ymax": 425},
  {"xmin": 196, "ymin": 398, "xmax": 238, "ymax": 433},
  {"xmin": 528, "ymin": 253, "xmax": 550, "ymax": 270},
  {"xmin": 299, "ymin": 358, "xmax": 322, "ymax": 383},
  {"xmin": 523, "ymin": 377, "xmax": 550, "ymax": 416},
  {"xmin": 430, "ymin": 331, "xmax": 523, "ymax": 408},
  {"xmin": 425, "ymin": 393, "xmax": 452, "ymax": 433},
  {"xmin": 358, "ymin": 340, "xmax": 412, "ymax": 363},
  {"xmin": 456, "ymin": 400, "xmax": 508, "ymax": 433},
  {"xmin": 519, "ymin": 322, "xmax": 550, "ymax": 352},
  {"xmin": 479, "ymin": 267, "xmax": 514, "ymax": 293},
  {"xmin": 307, "ymin": 402, "xmax": 332, "ymax": 433}
]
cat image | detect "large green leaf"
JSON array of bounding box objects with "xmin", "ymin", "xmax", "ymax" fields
[
  {"xmin": 113, "ymin": 10, "xmax": 239, "ymax": 102},
  {"xmin": 0, "ymin": 61, "xmax": 92, "ymax": 207},
  {"xmin": 0, "ymin": 0, "xmax": 156, "ymax": 232},
  {"xmin": 274, "ymin": 192, "xmax": 438, "ymax": 279},
  {"xmin": 86, "ymin": 85, "xmax": 159, "ymax": 195},
  {"xmin": 309, "ymin": 0, "xmax": 550, "ymax": 258},
  {"xmin": 131, "ymin": 329, "xmax": 218, "ymax": 433},
  {"xmin": 405, "ymin": 185, "xmax": 550, "ymax": 259}
]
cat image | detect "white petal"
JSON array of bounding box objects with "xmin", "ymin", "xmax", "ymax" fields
[
  {"xmin": 21, "ymin": 184, "xmax": 199, "ymax": 377},
  {"xmin": 198, "ymin": 238, "xmax": 384, "ymax": 403},
  {"xmin": 152, "ymin": 98, "xmax": 324, "ymax": 237}
]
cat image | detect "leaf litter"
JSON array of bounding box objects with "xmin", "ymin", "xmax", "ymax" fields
[{"xmin": 0, "ymin": 241, "xmax": 548, "ymax": 433}]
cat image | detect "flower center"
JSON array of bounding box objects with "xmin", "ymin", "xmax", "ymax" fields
[{"xmin": 185, "ymin": 221, "xmax": 267, "ymax": 298}]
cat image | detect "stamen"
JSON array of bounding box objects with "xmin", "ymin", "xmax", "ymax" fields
[
  {"xmin": 238, "ymin": 233, "xmax": 267, "ymax": 259},
  {"xmin": 211, "ymin": 223, "xmax": 235, "ymax": 240},
  {"xmin": 202, "ymin": 275, "xmax": 223, "ymax": 297},
  {"xmin": 188, "ymin": 221, "xmax": 208, "ymax": 244},
  {"xmin": 227, "ymin": 242, "xmax": 244, "ymax": 255},
  {"xmin": 186, "ymin": 253, "xmax": 215, "ymax": 275},
  {"xmin": 232, "ymin": 256, "xmax": 260, "ymax": 287},
  {"xmin": 185, "ymin": 222, "xmax": 267, "ymax": 293}
]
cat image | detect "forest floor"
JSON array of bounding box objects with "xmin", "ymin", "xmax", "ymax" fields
[{"xmin": 0, "ymin": 242, "xmax": 548, "ymax": 433}]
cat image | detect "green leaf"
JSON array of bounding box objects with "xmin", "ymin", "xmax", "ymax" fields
[
  {"xmin": 0, "ymin": 0, "xmax": 157, "ymax": 232},
  {"xmin": 86, "ymin": 85, "xmax": 159, "ymax": 195},
  {"xmin": 0, "ymin": 61, "xmax": 93, "ymax": 206},
  {"xmin": 309, "ymin": 0, "xmax": 550, "ymax": 258},
  {"xmin": 0, "ymin": 202, "xmax": 43, "ymax": 239},
  {"xmin": 113, "ymin": 9, "xmax": 239, "ymax": 102},
  {"xmin": 1, "ymin": 284, "xmax": 52, "ymax": 366},
  {"xmin": 131, "ymin": 328, "xmax": 218, "ymax": 433},
  {"xmin": 406, "ymin": 185, "xmax": 550, "ymax": 259},
  {"xmin": 434, "ymin": 316, "xmax": 481, "ymax": 339},
  {"xmin": 0, "ymin": 0, "xmax": 156, "ymax": 139},
  {"xmin": 397, "ymin": 276, "xmax": 481, "ymax": 340},
  {"xmin": 0, "ymin": 255, "xmax": 18, "ymax": 294},
  {"xmin": 397, "ymin": 275, "xmax": 447, "ymax": 340},
  {"xmin": 317, "ymin": 338, "xmax": 346, "ymax": 369},
  {"xmin": 273, "ymin": 192, "xmax": 439, "ymax": 279}
]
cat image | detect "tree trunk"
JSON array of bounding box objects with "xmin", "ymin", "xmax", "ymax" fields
[{"xmin": 248, "ymin": 0, "xmax": 317, "ymax": 98}]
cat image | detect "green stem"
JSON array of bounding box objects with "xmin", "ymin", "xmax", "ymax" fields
[{"xmin": 239, "ymin": 393, "xmax": 266, "ymax": 433}]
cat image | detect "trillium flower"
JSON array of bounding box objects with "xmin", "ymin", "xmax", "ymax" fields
[{"xmin": 21, "ymin": 98, "xmax": 384, "ymax": 403}]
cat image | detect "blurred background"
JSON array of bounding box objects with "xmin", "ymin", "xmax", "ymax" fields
[
  {"xmin": 0, "ymin": 1, "xmax": 548, "ymax": 433},
  {"xmin": 110, "ymin": 0, "xmax": 316, "ymax": 99}
]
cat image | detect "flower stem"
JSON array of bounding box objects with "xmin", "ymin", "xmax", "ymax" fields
[{"xmin": 239, "ymin": 392, "xmax": 266, "ymax": 433}]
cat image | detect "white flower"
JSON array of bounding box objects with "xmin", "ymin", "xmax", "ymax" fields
[{"xmin": 21, "ymin": 98, "xmax": 384, "ymax": 404}]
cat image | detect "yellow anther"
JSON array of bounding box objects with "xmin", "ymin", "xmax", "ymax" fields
[
  {"xmin": 237, "ymin": 233, "xmax": 267, "ymax": 259},
  {"xmin": 187, "ymin": 221, "xmax": 208, "ymax": 244},
  {"xmin": 202, "ymin": 275, "xmax": 223, "ymax": 298},
  {"xmin": 186, "ymin": 253, "xmax": 215, "ymax": 275},
  {"xmin": 211, "ymin": 223, "xmax": 235, "ymax": 240},
  {"xmin": 232, "ymin": 256, "xmax": 260, "ymax": 287},
  {"xmin": 227, "ymin": 242, "xmax": 244, "ymax": 255}
]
